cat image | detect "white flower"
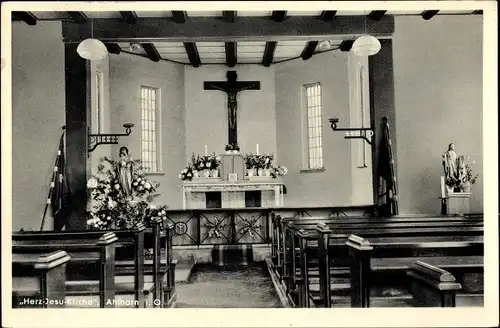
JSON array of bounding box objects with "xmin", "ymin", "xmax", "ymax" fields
[
  {"xmin": 106, "ymin": 216, "xmax": 111, "ymax": 221},
  {"xmin": 137, "ymin": 178, "xmax": 142, "ymax": 182},
  {"xmin": 216, "ymin": 156, "xmax": 221, "ymax": 161},
  {"xmin": 207, "ymin": 162, "xmax": 211, "ymax": 168},
  {"xmin": 144, "ymin": 182, "xmax": 151, "ymax": 189},
  {"xmin": 87, "ymin": 177, "xmax": 98, "ymax": 189},
  {"xmin": 133, "ymin": 182, "xmax": 138, "ymax": 186},
  {"xmin": 139, "ymin": 186, "xmax": 144, "ymax": 191},
  {"xmin": 160, "ymin": 210, "xmax": 165, "ymax": 216},
  {"xmin": 115, "ymin": 184, "xmax": 120, "ymax": 189},
  {"xmin": 187, "ymin": 173, "xmax": 192, "ymax": 177},
  {"xmin": 140, "ymin": 180, "xmax": 145, "ymax": 185},
  {"xmin": 200, "ymin": 163, "xmax": 205, "ymax": 168}
]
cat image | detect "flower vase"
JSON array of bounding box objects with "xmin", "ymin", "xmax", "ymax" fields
[
  {"xmin": 204, "ymin": 170, "xmax": 210, "ymax": 178},
  {"xmin": 193, "ymin": 171, "xmax": 199, "ymax": 178},
  {"xmin": 264, "ymin": 169, "xmax": 271, "ymax": 177},
  {"xmin": 460, "ymin": 182, "xmax": 471, "ymax": 193},
  {"xmin": 211, "ymin": 169, "xmax": 219, "ymax": 178},
  {"xmin": 257, "ymin": 168, "xmax": 264, "ymax": 176},
  {"xmin": 247, "ymin": 169, "xmax": 254, "ymax": 177},
  {"xmin": 445, "ymin": 185, "xmax": 454, "ymax": 195}
]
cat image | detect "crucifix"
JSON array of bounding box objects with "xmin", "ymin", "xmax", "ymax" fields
[{"xmin": 204, "ymin": 71, "xmax": 260, "ymax": 151}]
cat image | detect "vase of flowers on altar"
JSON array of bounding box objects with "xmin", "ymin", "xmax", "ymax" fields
[
  {"xmin": 179, "ymin": 166, "xmax": 194, "ymax": 181},
  {"xmin": 86, "ymin": 154, "xmax": 161, "ymax": 230},
  {"xmin": 244, "ymin": 153, "xmax": 257, "ymax": 177},
  {"xmin": 208, "ymin": 152, "xmax": 221, "ymax": 177},
  {"xmin": 257, "ymin": 153, "xmax": 274, "ymax": 176},
  {"xmin": 271, "ymin": 165, "xmax": 288, "ymax": 178}
]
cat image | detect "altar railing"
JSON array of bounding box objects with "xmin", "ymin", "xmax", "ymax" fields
[{"xmin": 155, "ymin": 205, "xmax": 374, "ymax": 246}]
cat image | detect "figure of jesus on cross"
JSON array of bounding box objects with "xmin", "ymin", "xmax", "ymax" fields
[{"xmin": 204, "ymin": 71, "xmax": 260, "ymax": 151}]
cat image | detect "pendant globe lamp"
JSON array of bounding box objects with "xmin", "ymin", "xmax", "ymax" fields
[
  {"xmin": 77, "ymin": 17, "xmax": 108, "ymax": 60},
  {"xmin": 351, "ymin": 11, "xmax": 381, "ymax": 57}
]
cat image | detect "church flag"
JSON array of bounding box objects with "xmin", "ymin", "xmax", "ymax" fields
[{"xmin": 41, "ymin": 129, "xmax": 72, "ymax": 230}]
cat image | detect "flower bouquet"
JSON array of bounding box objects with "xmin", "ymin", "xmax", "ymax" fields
[
  {"xmin": 86, "ymin": 157, "xmax": 161, "ymax": 230},
  {"xmin": 179, "ymin": 166, "xmax": 194, "ymax": 181},
  {"xmin": 444, "ymin": 155, "xmax": 479, "ymax": 193}
]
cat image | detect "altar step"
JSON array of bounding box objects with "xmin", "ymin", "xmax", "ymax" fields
[{"xmin": 212, "ymin": 245, "xmax": 253, "ymax": 267}]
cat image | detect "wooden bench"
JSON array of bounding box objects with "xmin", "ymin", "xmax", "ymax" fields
[
  {"xmin": 407, "ymin": 261, "xmax": 463, "ymax": 307},
  {"xmin": 274, "ymin": 214, "xmax": 483, "ymax": 283},
  {"xmin": 345, "ymin": 234, "xmax": 483, "ymax": 308},
  {"xmin": 12, "ymin": 250, "xmax": 71, "ymax": 308},
  {"xmin": 277, "ymin": 216, "xmax": 483, "ymax": 302},
  {"xmin": 12, "ymin": 232, "xmax": 117, "ymax": 308}
]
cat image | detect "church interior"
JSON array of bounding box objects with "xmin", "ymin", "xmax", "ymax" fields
[{"xmin": 5, "ymin": 3, "xmax": 497, "ymax": 325}]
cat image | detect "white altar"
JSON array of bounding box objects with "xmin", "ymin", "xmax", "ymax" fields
[{"xmin": 182, "ymin": 179, "xmax": 284, "ymax": 209}]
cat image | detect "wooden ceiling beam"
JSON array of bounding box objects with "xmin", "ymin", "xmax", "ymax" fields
[
  {"xmin": 120, "ymin": 11, "xmax": 138, "ymax": 24},
  {"xmin": 184, "ymin": 42, "xmax": 201, "ymax": 67},
  {"xmin": 225, "ymin": 42, "xmax": 237, "ymax": 67},
  {"xmin": 339, "ymin": 40, "xmax": 354, "ymax": 52},
  {"xmin": 61, "ymin": 16, "xmax": 394, "ymax": 43},
  {"xmin": 319, "ymin": 10, "xmax": 337, "ymax": 21},
  {"xmin": 104, "ymin": 43, "xmax": 121, "ymax": 54},
  {"xmin": 172, "ymin": 11, "xmax": 187, "ymax": 23},
  {"xmin": 421, "ymin": 10, "xmax": 439, "ymax": 20},
  {"xmin": 368, "ymin": 11, "xmax": 387, "ymax": 21},
  {"xmin": 67, "ymin": 12, "xmax": 88, "ymax": 24},
  {"xmin": 262, "ymin": 41, "xmax": 277, "ymax": 67},
  {"xmin": 222, "ymin": 11, "xmax": 237, "ymax": 23},
  {"xmin": 142, "ymin": 43, "xmax": 161, "ymax": 62},
  {"xmin": 12, "ymin": 11, "xmax": 37, "ymax": 25},
  {"xmin": 272, "ymin": 11, "xmax": 287, "ymax": 22},
  {"xmin": 301, "ymin": 41, "xmax": 319, "ymax": 60}
]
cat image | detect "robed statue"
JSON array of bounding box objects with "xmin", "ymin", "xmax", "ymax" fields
[
  {"xmin": 117, "ymin": 146, "xmax": 133, "ymax": 197},
  {"xmin": 442, "ymin": 143, "xmax": 458, "ymax": 183}
]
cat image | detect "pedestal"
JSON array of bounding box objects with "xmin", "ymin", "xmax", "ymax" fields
[{"xmin": 445, "ymin": 192, "xmax": 471, "ymax": 215}]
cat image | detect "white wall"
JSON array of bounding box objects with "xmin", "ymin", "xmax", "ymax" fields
[
  {"xmin": 275, "ymin": 51, "xmax": 356, "ymax": 207},
  {"xmin": 109, "ymin": 53, "xmax": 186, "ymax": 209},
  {"xmin": 184, "ymin": 65, "xmax": 277, "ymax": 159},
  {"xmin": 393, "ymin": 15, "xmax": 483, "ymax": 214},
  {"xmin": 12, "ymin": 21, "xmax": 65, "ymax": 230}
]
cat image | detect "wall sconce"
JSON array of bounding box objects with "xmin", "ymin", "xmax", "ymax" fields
[
  {"xmin": 329, "ymin": 118, "xmax": 374, "ymax": 145},
  {"xmin": 88, "ymin": 123, "xmax": 134, "ymax": 153}
]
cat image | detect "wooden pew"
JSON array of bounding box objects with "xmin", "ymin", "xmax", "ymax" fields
[
  {"xmin": 407, "ymin": 261, "xmax": 462, "ymax": 307},
  {"xmin": 284, "ymin": 216, "xmax": 483, "ymax": 303},
  {"xmin": 274, "ymin": 214, "xmax": 483, "ymax": 282},
  {"xmin": 13, "ymin": 226, "xmax": 148, "ymax": 307},
  {"xmin": 144, "ymin": 219, "xmax": 177, "ymax": 308},
  {"xmin": 12, "ymin": 250, "xmax": 71, "ymax": 308},
  {"xmin": 346, "ymin": 234, "xmax": 483, "ymax": 308},
  {"xmin": 292, "ymin": 220, "xmax": 482, "ymax": 308},
  {"xmin": 12, "ymin": 232, "xmax": 117, "ymax": 308}
]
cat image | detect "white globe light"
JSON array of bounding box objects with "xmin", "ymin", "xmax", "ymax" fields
[
  {"xmin": 77, "ymin": 38, "xmax": 108, "ymax": 60},
  {"xmin": 351, "ymin": 35, "xmax": 381, "ymax": 56}
]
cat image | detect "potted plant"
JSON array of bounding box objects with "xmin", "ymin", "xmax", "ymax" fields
[{"xmin": 244, "ymin": 153, "xmax": 257, "ymax": 176}]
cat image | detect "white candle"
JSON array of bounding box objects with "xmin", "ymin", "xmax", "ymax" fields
[
  {"xmin": 204, "ymin": 145, "xmax": 208, "ymax": 156},
  {"xmin": 256, "ymin": 143, "xmax": 259, "ymax": 155},
  {"xmin": 440, "ymin": 176, "xmax": 446, "ymax": 198}
]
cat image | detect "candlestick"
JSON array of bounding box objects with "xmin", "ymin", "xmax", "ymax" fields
[
  {"xmin": 440, "ymin": 176, "xmax": 446, "ymax": 198},
  {"xmin": 205, "ymin": 145, "xmax": 208, "ymax": 156},
  {"xmin": 256, "ymin": 143, "xmax": 259, "ymax": 155}
]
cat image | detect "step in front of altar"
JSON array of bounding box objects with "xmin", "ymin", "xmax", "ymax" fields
[{"xmin": 211, "ymin": 245, "xmax": 253, "ymax": 267}]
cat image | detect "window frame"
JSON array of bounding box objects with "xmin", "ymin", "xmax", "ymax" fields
[
  {"xmin": 139, "ymin": 85, "xmax": 163, "ymax": 175},
  {"xmin": 301, "ymin": 82, "xmax": 325, "ymax": 172}
]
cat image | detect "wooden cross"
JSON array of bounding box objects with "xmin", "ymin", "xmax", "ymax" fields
[{"xmin": 204, "ymin": 71, "xmax": 260, "ymax": 150}]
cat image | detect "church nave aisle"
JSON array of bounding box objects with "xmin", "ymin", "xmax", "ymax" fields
[{"xmin": 174, "ymin": 263, "xmax": 282, "ymax": 308}]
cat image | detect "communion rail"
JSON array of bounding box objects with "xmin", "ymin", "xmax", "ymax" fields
[{"xmin": 155, "ymin": 205, "xmax": 374, "ymax": 247}]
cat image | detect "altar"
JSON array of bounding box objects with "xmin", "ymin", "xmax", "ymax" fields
[{"xmin": 182, "ymin": 179, "xmax": 284, "ymax": 209}]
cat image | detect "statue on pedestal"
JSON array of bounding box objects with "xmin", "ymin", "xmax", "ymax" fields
[{"xmin": 442, "ymin": 143, "xmax": 458, "ymax": 190}]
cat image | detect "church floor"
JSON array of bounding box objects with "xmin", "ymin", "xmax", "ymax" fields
[{"xmin": 174, "ymin": 263, "xmax": 282, "ymax": 308}]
